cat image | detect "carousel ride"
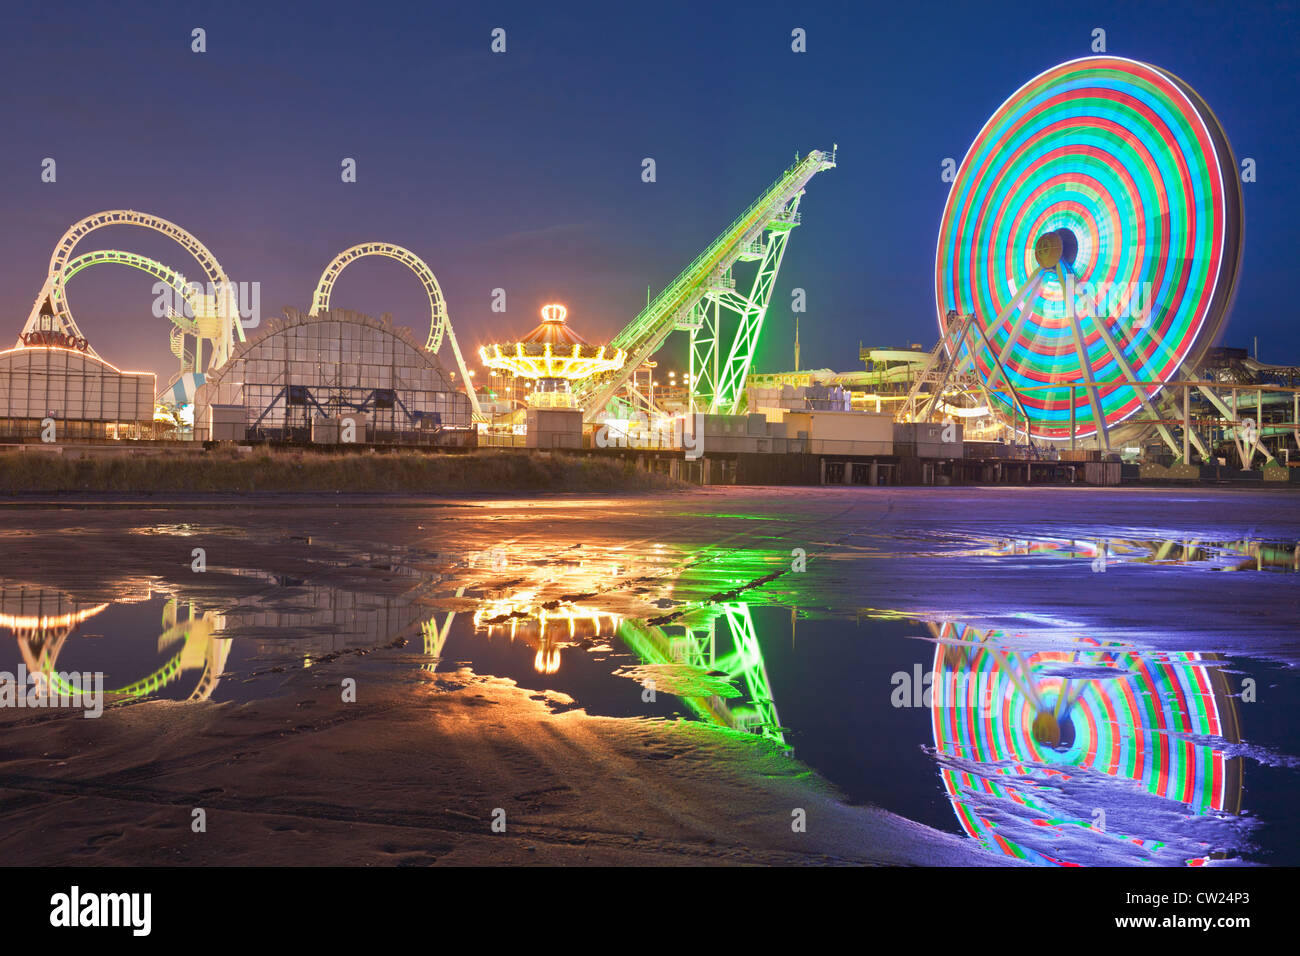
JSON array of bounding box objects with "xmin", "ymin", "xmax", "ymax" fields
[{"xmin": 479, "ymin": 303, "xmax": 626, "ymax": 420}]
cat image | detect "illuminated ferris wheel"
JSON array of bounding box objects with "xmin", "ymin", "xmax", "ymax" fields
[
  {"xmin": 935, "ymin": 56, "xmax": 1244, "ymax": 444},
  {"xmin": 929, "ymin": 621, "xmax": 1243, "ymax": 866}
]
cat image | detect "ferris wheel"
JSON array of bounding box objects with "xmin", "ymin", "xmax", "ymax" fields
[
  {"xmin": 935, "ymin": 56, "xmax": 1244, "ymax": 444},
  {"xmin": 929, "ymin": 620, "xmax": 1243, "ymax": 865}
]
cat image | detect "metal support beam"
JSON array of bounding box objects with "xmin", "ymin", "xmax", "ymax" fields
[
  {"xmin": 1070, "ymin": 386, "xmax": 1076, "ymax": 452},
  {"xmin": 580, "ymin": 149, "xmax": 835, "ymax": 420},
  {"xmin": 712, "ymin": 200, "xmax": 801, "ymax": 414},
  {"xmin": 1197, "ymin": 384, "xmax": 1275, "ymax": 465},
  {"xmin": 962, "ymin": 307, "xmax": 1036, "ymax": 450},
  {"xmin": 1058, "ymin": 265, "xmax": 1109, "ymax": 450},
  {"xmin": 1084, "ymin": 293, "xmax": 1182, "ymax": 457}
]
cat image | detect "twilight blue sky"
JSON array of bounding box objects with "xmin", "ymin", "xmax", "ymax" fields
[{"xmin": 1, "ymin": 0, "xmax": 1296, "ymax": 380}]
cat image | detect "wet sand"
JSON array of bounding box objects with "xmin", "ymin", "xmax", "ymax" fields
[
  {"xmin": 2, "ymin": 486, "xmax": 1297, "ymax": 865},
  {"xmin": 0, "ymin": 655, "xmax": 994, "ymax": 866}
]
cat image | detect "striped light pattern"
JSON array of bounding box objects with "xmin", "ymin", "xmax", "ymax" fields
[
  {"xmin": 935, "ymin": 57, "xmax": 1242, "ymax": 439},
  {"xmin": 929, "ymin": 623, "xmax": 1240, "ymax": 865}
]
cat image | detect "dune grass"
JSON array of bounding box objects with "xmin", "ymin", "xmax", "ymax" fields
[{"xmin": 0, "ymin": 447, "xmax": 684, "ymax": 495}]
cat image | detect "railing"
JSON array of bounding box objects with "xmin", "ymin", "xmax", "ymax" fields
[
  {"xmin": 609, "ymin": 149, "xmax": 831, "ymax": 354},
  {"xmin": 477, "ymin": 431, "xmax": 528, "ymax": 448},
  {"xmin": 527, "ymin": 390, "xmax": 578, "ymax": 409}
]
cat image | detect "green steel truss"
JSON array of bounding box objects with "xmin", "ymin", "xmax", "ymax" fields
[
  {"xmin": 618, "ymin": 602, "xmax": 784, "ymax": 744},
  {"xmin": 577, "ymin": 149, "xmax": 835, "ymax": 420},
  {"xmin": 690, "ymin": 201, "xmax": 802, "ymax": 414}
]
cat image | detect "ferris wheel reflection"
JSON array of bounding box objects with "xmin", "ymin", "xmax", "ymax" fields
[{"xmin": 928, "ymin": 618, "xmax": 1245, "ymax": 866}]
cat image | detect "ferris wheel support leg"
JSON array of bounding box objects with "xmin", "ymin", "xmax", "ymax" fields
[
  {"xmin": 1086, "ymin": 303, "xmax": 1182, "ymax": 457},
  {"xmin": 905, "ymin": 315, "xmax": 967, "ymax": 421},
  {"xmin": 955, "ymin": 267, "xmax": 1042, "ymax": 439},
  {"xmin": 966, "ymin": 307, "xmax": 1035, "ymax": 446},
  {"xmin": 915, "ymin": 319, "xmax": 968, "ymax": 422},
  {"xmin": 1070, "ymin": 387, "xmax": 1076, "ymax": 451},
  {"xmin": 972, "ymin": 370, "xmax": 1008, "ymax": 440},
  {"xmin": 1058, "ymin": 266, "xmax": 1109, "ymax": 450},
  {"xmin": 1293, "ymin": 391, "xmax": 1299, "ymax": 456},
  {"xmin": 1157, "ymin": 386, "xmax": 1211, "ymax": 462},
  {"xmin": 993, "ymin": 648, "xmax": 1044, "ymax": 711},
  {"xmin": 994, "ymin": 269, "xmax": 1047, "ymax": 369}
]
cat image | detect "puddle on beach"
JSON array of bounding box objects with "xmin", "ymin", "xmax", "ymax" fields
[
  {"xmin": 943, "ymin": 536, "xmax": 1300, "ymax": 573},
  {"xmin": 2, "ymin": 526, "xmax": 1297, "ymax": 867}
]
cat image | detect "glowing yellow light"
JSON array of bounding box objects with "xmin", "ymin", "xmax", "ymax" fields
[
  {"xmin": 0, "ymin": 604, "xmax": 110, "ymax": 631},
  {"xmin": 0, "ymin": 345, "xmax": 155, "ymax": 378},
  {"xmin": 541, "ymin": 303, "xmax": 568, "ymax": 323}
]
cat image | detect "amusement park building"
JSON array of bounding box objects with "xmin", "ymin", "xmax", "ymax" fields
[
  {"xmin": 0, "ymin": 346, "xmax": 156, "ymax": 440},
  {"xmin": 193, "ymin": 308, "xmax": 472, "ymax": 443}
]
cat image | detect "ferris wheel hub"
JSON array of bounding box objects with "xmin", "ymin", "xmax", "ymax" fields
[{"xmin": 1033, "ymin": 228, "xmax": 1078, "ymax": 270}]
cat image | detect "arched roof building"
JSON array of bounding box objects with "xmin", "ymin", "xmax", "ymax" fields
[{"xmin": 195, "ymin": 308, "xmax": 472, "ymax": 443}]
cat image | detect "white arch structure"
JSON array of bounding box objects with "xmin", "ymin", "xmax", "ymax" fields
[
  {"xmin": 309, "ymin": 243, "xmax": 481, "ymax": 415},
  {"xmin": 20, "ymin": 210, "xmax": 245, "ymax": 368}
]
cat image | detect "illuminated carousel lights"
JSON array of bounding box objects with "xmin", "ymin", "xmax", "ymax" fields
[{"xmin": 478, "ymin": 303, "xmax": 627, "ymax": 382}]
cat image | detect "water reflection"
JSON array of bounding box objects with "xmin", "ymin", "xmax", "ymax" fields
[
  {"xmin": 2, "ymin": 524, "xmax": 1286, "ymax": 866},
  {"xmin": 2, "ymin": 585, "xmax": 231, "ymax": 702},
  {"xmin": 471, "ymin": 591, "xmax": 622, "ymax": 675},
  {"xmin": 225, "ymin": 571, "xmax": 431, "ymax": 662},
  {"xmin": 2, "ymin": 570, "xmax": 786, "ymax": 749},
  {"xmin": 618, "ymin": 604, "xmax": 784, "ymax": 744},
  {"xmin": 928, "ymin": 619, "xmax": 1245, "ymax": 866},
  {"xmin": 429, "ymin": 585, "xmax": 784, "ymax": 742},
  {"xmin": 952, "ymin": 535, "xmax": 1300, "ymax": 572}
]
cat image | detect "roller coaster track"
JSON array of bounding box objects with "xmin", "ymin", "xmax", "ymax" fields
[
  {"xmin": 19, "ymin": 210, "xmax": 245, "ymax": 371},
  {"xmin": 577, "ymin": 148, "xmax": 836, "ymax": 420},
  {"xmin": 310, "ymin": 243, "xmax": 481, "ymax": 416},
  {"xmin": 35, "ymin": 250, "xmax": 216, "ymax": 395},
  {"xmin": 8, "ymin": 593, "xmax": 231, "ymax": 704}
]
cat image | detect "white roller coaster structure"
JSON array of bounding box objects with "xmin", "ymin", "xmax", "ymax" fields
[
  {"xmin": 308, "ymin": 242, "xmax": 481, "ymax": 415},
  {"xmin": 17, "ymin": 213, "xmax": 483, "ymax": 418},
  {"xmin": 19, "ymin": 210, "xmax": 246, "ymax": 374}
]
